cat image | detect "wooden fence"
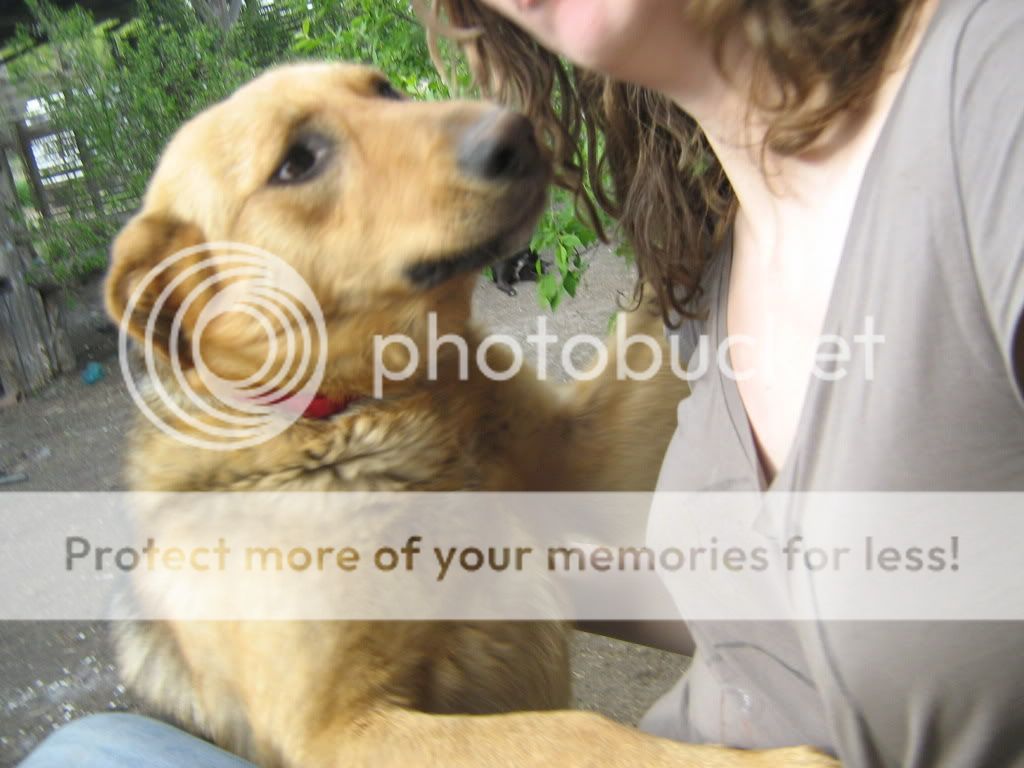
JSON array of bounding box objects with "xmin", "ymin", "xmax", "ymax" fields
[{"xmin": 0, "ymin": 64, "xmax": 78, "ymax": 401}]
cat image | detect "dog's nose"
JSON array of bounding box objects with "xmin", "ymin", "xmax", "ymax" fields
[{"xmin": 457, "ymin": 110, "xmax": 541, "ymax": 181}]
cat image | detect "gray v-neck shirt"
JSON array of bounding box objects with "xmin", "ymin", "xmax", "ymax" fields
[{"xmin": 643, "ymin": 0, "xmax": 1024, "ymax": 764}]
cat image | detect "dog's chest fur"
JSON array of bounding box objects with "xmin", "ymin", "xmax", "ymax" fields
[{"xmin": 124, "ymin": 374, "xmax": 559, "ymax": 493}]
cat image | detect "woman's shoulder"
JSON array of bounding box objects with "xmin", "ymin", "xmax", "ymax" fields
[
  {"xmin": 907, "ymin": 0, "xmax": 1023, "ymax": 104},
  {"xmin": 947, "ymin": 0, "xmax": 1024, "ymax": 388},
  {"xmin": 950, "ymin": 0, "xmax": 1023, "ymax": 104}
]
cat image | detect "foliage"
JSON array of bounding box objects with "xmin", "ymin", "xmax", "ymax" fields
[
  {"xmin": 15, "ymin": 0, "xmax": 300, "ymax": 201},
  {"xmin": 14, "ymin": 178, "xmax": 35, "ymax": 209},
  {"xmin": 293, "ymin": 0, "xmax": 457, "ymax": 99},
  {"xmin": 530, "ymin": 189, "xmax": 598, "ymax": 311},
  {"xmin": 10, "ymin": 0, "xmax": 300, "ymax": 283},
  {"xmin": 27, "ymin": 216, "xmax": 111, "ymax": 285}
]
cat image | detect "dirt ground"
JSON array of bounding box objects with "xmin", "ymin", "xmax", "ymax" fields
[{"xmin": 0, "ymin": 246, "xmax": 687, "ymax": 765}]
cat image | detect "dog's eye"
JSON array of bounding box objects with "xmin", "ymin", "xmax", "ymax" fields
[
  {"xmin": 374, "ymin": 79, "xmax": 404, "ymax": 101},
  {"xmin": 270, "ymin": 134, "xmax": 331, "ymax": 185}
]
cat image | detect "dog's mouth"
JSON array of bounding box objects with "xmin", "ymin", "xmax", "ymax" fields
[
  {"xmin": 405, "ymin": 235, "xmax": 521, "ymax": 290},
  {"xmin": 404, "ymin": 189, "xmax": 548, "ymax": 291}
]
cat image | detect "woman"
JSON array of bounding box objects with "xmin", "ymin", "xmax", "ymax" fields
[{"xmin": 423, "ymin": 0, "xmax": 1024, "ymax": 766}]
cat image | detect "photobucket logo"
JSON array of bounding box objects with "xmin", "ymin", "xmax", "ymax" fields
[
  {"xmin": 372, "ymin": 314, "xmax": 885, "ymax": 395},
  {"xmin": 118, "ymin": 242, "xmax": 327, "ymax": 451},
  {"xmin": 372, "ymin": 314, "xmax": 672, "ymax": 397}
]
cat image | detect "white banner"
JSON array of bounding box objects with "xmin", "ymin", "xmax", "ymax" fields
[{"xmin": 0, "ymin": 492, "xmax": 1019, "ymax": 621}]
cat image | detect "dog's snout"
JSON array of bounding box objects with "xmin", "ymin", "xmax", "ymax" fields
[{"xmin": 457, "ymin": 111, "xmax": 541, "ymax": 181}]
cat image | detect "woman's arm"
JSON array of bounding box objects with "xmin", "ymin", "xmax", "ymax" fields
[
  {"xmin": 955, "ymin": 0, "xmax": 1024, "ymax": 406},
  {"xmin": 567, "ymin": 539, "xmax": 696, "ymax": 655}
]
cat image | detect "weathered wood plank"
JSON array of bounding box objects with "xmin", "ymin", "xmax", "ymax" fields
[{"xmin": 0, "ymin": 117, "xmax": 73, "ymax": 397}]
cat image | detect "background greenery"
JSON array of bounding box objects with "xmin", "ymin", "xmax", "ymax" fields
[{"xmin": 8, "ymin": 0, "xmax": 602, "ymax": 307}]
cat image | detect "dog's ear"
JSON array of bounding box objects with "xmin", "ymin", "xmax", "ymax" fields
[{"xmin": 105, "ymin": 214, "xmax": 216, "ymax": 367}]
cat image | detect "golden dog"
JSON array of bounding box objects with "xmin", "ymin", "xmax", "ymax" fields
[{"xmin": 105, "ymin": 63, "xmax": 837, "ymax": 767}]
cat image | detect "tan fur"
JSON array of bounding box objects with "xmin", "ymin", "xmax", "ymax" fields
[{"xmin": 106, "ymin": 63, "xmax": 838, "ymax": 767}]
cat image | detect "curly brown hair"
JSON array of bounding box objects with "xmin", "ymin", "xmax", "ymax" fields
[{"xmin": 423, "ymin": 0, "xmax": 927, "ymax": 324}]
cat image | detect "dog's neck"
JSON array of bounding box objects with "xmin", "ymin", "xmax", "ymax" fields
[
  {"xmin": 125, "ymin": 323, "xmax": 571, "ymax": 493},
  {"xmin": 258, "ymin": 390, "xmax": 362, "ymax": 420}
]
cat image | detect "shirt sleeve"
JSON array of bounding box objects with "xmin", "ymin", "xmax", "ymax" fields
[{"xmin": 952, "ymin": 0, "xmax": 1024, "ymax": 396}]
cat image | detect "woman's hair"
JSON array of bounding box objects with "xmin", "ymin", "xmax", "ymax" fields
[{"xmin": 424, "ymin": 0, "xmax": 926, "ymax": 323}]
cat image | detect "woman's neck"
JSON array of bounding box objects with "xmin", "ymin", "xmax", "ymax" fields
[{"xmin": 666, "ymin": 0, "xmax": 938, "ymax": 269}]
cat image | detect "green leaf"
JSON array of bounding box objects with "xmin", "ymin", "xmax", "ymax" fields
[
  {"xmin": 561, "ymin": 234, "xmax": 583, "ymax": 252},
  {"xmin": 555, "ymin": 243, "xmax": 569, "ymax": 274},
  {"xmin": 562, "ymin": 270, "xmax": 580, "ymax": 298},
  {"xmin": 537, "ymin": 273, "xmax": 560, "ymax": 309}
]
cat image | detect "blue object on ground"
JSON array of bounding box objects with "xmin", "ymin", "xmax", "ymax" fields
[
  {"xmin": 19, "ymin": 713, "xmax": 255, "ymax": 768},
  {"xmin": 81, "ymin": 361, "xmax": 105, "ymax": 385}
]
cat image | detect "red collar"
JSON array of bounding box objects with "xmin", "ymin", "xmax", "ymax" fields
[
  {"xmin": 255, "ymin": 391, "xmax": 361, "ymax": 420},
  {"xmin": 300, "ymin": 393, "xmax": 360, "ymax": 420}
]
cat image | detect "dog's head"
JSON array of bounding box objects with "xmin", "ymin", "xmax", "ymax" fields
[{"xmin": 106, "ymin": 62, "xmax": 550, "ymax": 398}]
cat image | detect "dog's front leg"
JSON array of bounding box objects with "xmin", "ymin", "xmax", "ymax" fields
[{"xmin": 303, "ymin": 707, "xmax": 840, "ymax": 768}]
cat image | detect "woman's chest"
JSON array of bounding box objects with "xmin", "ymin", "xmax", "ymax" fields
[{"xmin": 725, "ymin": 225, "xmax": 848, "ymax": 483}]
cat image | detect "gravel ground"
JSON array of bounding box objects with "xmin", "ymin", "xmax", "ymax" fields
[{"xmin": 0, "ymin": 246, "xmax": 687, "ymax": 766}]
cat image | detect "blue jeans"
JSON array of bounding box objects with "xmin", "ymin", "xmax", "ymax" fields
[{"xmin": 18, "ymin": 713, "xmax": 255, "ymax": 768}]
